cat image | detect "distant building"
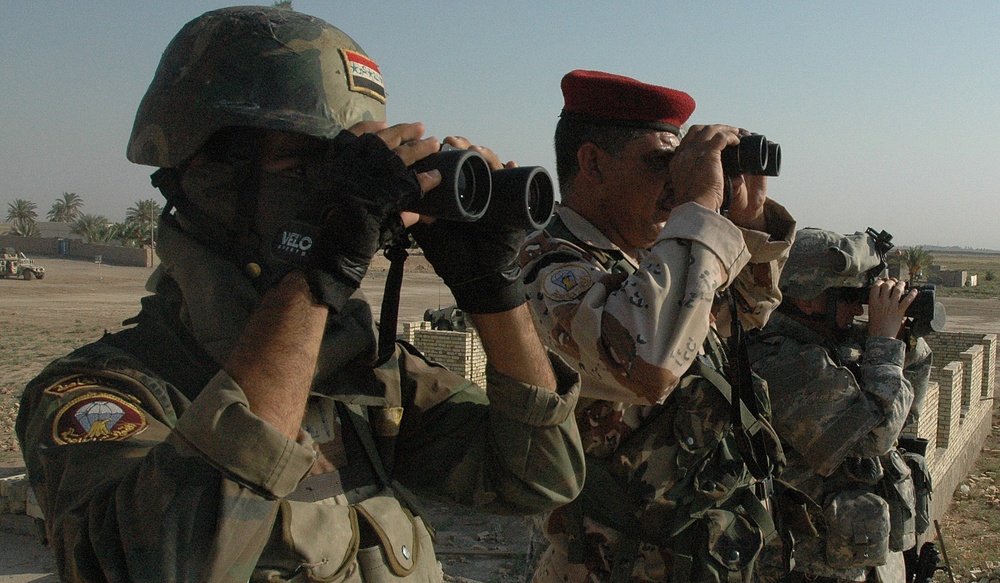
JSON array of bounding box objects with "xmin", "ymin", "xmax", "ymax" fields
[
  {"xmin": 0, "ymin": 221, "xmax": 85, "ymax": 240},
  {"xmin": 927, "ymin": 264, "xmax": 977, "ymax": 287}
]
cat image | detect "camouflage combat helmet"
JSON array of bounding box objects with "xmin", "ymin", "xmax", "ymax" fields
[
  {"xmin": 781, "ymin": 227, "xmax": 888, "ymax": 300},
  {"xmin": 127, "ymin": 6, "xmax": 387, "ymax": 168}
]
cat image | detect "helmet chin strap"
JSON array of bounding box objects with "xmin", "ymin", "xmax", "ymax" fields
[
  {"xmin": 778, "ymin": 292, "xmax": 847, "ymax": 340},
  {"xmin": 151, "ymin": 136, "xmax": 266, "ymax": 286}
]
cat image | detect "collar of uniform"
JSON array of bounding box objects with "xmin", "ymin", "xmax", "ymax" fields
[{"xmin": 555, "ymin": 206, "xmax": 625, "ymax": 255}]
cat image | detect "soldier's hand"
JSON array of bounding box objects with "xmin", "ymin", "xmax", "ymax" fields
[
  {"xmin": 441, "ymin": 135, "xmax": 514, "ymax": 170},
  {"xmin": 867, "ymin": 278, "xmax": 918, "ymax": 338},
  {"xmin": 268, "ymin": 128, "xmax": 423, "ymax": 311},
  {"xmin": 351, "ymin": 121, "xmax": 443, "ymax": 217},
  {"xmin": 669, "ymin": 124, "xmax": 740, "ymax": 213},
  {"xmin": 727, "ymin": 173, "xmax": 768, "ymax": 231},
  {"xmin": 409, "ymin": 136, "xmax": 527, "ymax": 314}
]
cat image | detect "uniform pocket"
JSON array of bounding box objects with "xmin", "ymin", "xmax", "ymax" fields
[
  {"xmin": 823, "ymin": 489, "xmax": 890, "ymax": 568},
  {"xmin": 355, "ymin": 513, "xmax": 440, "ymax": 583},
  {"xmin": 678, "ymin": 509, "xmax": 762, "ymax": 583},
  {"xmin": 278, "ymin": 500, "xmax": 361, "ymax": 582}
]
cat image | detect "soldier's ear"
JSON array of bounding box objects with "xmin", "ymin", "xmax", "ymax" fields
[{"xmin": 577, "ymin": 143, "xmax": 605, "ymax": 183}]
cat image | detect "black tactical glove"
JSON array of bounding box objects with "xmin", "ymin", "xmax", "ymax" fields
[
  {"xmin": 410, "ymin": 219, "xmax": 527, "ymax": 314},
  {"xmin": 269, "ymin": 130, "xmax": 420, "ymax": 312}
]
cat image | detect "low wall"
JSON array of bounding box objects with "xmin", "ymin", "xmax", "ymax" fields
[
  {"xmin": 913, "ymin": 332, "xmax": 998, "ymax": 541},
  {"xmin": 403, "ymin": 321, "xmax": 487, "ymax": 388},
  {"xmin": 0, "ymin": 235, "xmax": 153, "ymax": 267}
]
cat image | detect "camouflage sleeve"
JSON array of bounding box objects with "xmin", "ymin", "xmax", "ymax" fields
[
  {"xmin": 16, "ymin": 367, "xmax": 315, "ymax": 582},
  {"xmin": 903, "ymin": 337, "xmax": 933, "ymax": 425},
  {"xmin": 521, "ymin": 203, "xmax": 750, "ymax": 405},
  {"xmin": 390, "ymin": 343, "xmax": 585, "ymax": 515},
  {"xmin": 750, "ymin": 332, "xmax": 913, "ymax": 477},
  {"xmin": 849, "ymin": 336, "xmax": 915, "ymax": 456},
  {"xmin": 728, "ymin": 200, "xmax": 796, "ymax": 331}
]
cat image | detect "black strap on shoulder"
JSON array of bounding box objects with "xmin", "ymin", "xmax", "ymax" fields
[
  {"xmin": 726, "ymin": 292, "xmax": 779, "ymax": 481},
  {"xmin": 545, "ymin": 213, "xmax": 635, "ymax": 275},
  {"xmin": 376, "ymin": 240, "xmax": 409, "ymax": 366}
]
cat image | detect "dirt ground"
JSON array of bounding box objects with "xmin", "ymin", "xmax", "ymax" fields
[{"xmin": 1, "ymin": 257, "xmax": 998, "ymax": 581}]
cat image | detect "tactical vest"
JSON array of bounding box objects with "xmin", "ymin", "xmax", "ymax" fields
[
  {"xmin": 544, "ymin": 215, "xmax": 784, "ymax": 583},
  {"xmin": 96, "ymin": 294, "xmax": 442, "ymax": 583},
  {"xmin": 750, "ymin": 323, "xmax": 926, "ymax": 578}
]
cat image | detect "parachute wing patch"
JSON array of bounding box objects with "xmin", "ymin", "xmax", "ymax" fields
[{"xmin": 52, "ymin": 393, "xmax": 148, "ymax": 445}]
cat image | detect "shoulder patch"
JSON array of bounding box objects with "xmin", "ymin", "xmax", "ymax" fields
[
  {"xmin": 52, "ymin": 393, "xmax": 148, "ymax": 445},
  {"xmin": 340, "ymin": 49, "xmax": 386, "ymax": 103},
  {"xmin": 541, "ymin": 263, "xmax": 594, "ymax": 302}
]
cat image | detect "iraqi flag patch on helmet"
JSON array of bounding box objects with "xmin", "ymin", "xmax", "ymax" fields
[
  {"xmin": 52, "ymin": 393, "xmax": 148, "ymax": 445},
  {"xmin": 340, "ymin": 49, "xmax": 386, "ymax": 103}
]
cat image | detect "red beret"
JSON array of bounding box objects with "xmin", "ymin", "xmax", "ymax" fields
[{"xmin": 560, "ymin": 69, "xmax": 695, "ymax": 134}]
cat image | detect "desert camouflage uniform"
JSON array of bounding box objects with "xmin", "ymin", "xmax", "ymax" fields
[
  {"xmin": 520, "ymin": 200, "xmax": 795, "ymax": 583},
  {"xmin": 16, "ymin": 220, "xmax": 586, "ymax": 583},
  {"xmin": 747, "ymin": 311, "xmax": 930, "ymax": 583}
]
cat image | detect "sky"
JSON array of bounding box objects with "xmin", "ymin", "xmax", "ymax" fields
[{"xmin": 2, "ymin": 1, "xmax": 999, "ymax": 250}]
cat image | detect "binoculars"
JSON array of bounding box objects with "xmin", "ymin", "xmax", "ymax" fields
[
  {"xmin": 407, "ymin": 145, "xmax": 555, "ymax": 231},
  {"xmin": 721, "ymin": 134, "xmax": 781, "ymax": 177},
  {"xmin": 839, "ymin": 283, "xmax": 947, "ymax": 335}
]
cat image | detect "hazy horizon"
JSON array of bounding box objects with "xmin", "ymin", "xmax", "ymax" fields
[{"xmin": 3, "ymin": 2, "xmax": 999, "ymax": 250}]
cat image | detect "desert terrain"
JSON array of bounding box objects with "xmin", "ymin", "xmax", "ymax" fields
[{"xmin": 1, "ymin": 257, "xmax": 998, "ymax": 582}]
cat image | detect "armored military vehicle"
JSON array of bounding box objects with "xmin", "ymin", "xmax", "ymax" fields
[{"xmin": 0, "ymin": 248, "xmax": 45, "ymax": 280}]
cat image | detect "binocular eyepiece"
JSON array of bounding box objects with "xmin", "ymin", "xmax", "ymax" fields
[
  {"xmin": 407, "ymin": 145, "xmax": 555, "ymax": 231},
  {"xmin": 721, "ymin": 134, "xmax": 781, "ymax": 177}
]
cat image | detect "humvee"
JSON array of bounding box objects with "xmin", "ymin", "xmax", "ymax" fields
[{"xmin": 0, "ymin": 247, "xmax": 45, "ymax": 280}]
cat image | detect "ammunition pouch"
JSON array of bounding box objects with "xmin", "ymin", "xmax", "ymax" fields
[
  {"xmin": 823, "ymin": 489, "xmax": 890, "ymax": 569},
  {"xmin": 258, "ymin": 489, "xmax": 438, "ymax": 583},
  {"xmin": 566, "ymin": 356, "xmax": 779, "ymax": 583},
  {"xmin": 878, "ymin": 449, "xmax": 916, "ymax": 552}
]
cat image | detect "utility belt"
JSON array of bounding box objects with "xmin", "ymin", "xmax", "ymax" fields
[{"xmin": 565, "ymin": 355, "xmax": 783, "ymax": 583}]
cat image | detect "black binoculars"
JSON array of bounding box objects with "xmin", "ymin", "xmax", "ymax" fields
[
  {"xmin": 407, "ymin": 145, "xmax": 555, "ymax": 231},
  {"xmin": 721, "ymin": 134, "xmax": 781, "ymax": 177},
  {"xmin": 839, "ymin": 283, "xmax": 947, "ymax": 335}
]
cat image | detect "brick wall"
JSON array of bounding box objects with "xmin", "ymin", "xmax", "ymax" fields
[
  {"xmin": 403, "ymin": 321, "xmax": 487, "ymax": 387},
  {"xmin": 0, "ymin": 235, "xmax": 153, "ymax": 267},
  {"xmin": 915, "ymin": 331, "xmax": 997, "ymax": 541}
]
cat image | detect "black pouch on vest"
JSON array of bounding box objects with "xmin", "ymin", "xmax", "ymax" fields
[
  {"xmin": 878, "ymin": 449, "xmax": 917, "ymax": 552},
  {"xmin": 898, "ymin": 437, "xmax": 933, "ymax": 536}
]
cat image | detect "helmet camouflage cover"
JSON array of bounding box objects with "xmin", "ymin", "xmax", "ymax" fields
[
  {"xmin": 780, "ymin": 227, "xmax": 887, "ymax": 300},
  {"xmin": 127, "ymin": 6, "xmax": 387, "ymax": 168}
]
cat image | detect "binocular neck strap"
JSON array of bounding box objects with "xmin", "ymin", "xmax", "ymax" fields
[{"xmin": 376, "ymin": 242, "xmax": 409, "ymax": 365}]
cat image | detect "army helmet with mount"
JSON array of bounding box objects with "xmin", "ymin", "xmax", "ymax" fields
[
  {"xmin": 781, "ymin": 227, "xmax": 892, "ymax": 301},
  {"xmin": 127, "ymin": 5, "xmax": 387, "ymax": 169}
]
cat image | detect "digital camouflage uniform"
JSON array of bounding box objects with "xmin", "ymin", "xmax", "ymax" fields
[
  {"xmin": 520, "ymin": 200, "xmax": 796, "ymax": 583},
  {"xmin": 746, "ymin": 228, "xmax": 932, "ymax": 583},
  {"xmin": 16, "ymin": 7, "xmax": 586, "ymax": 582},
  {"xmin": 16, "ymin": 219, "xmax": 585, "ymax": 582}
]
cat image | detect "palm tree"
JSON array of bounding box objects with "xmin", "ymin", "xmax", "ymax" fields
[
  {"xmin": 47, "ymin": 192, "xmax": 84, "ymax": 222},
  {"xmin": 902, "ymin": 246, "xmax": 934, "ymax": 285},
  {"xmin": 72, "ymin": 214, "xmax": 116, "ymax": 244},
  {"xmin": 10, "ymin": 220, "xmax": 39, "ymax": 237},
  {"xmin": 6, "ymin": 199, "xmax": 38, "ymax": 226},
  {"xmin": 114, "ymin": 221, "xmax": 144, "ymax": 247},
  {"xmin": 125, "ymin": 199, "xmax": 162, "ymax": 249}
]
